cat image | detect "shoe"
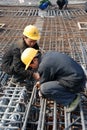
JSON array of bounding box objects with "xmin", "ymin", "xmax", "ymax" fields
[{"xmin": 66, "ymin": 94, "xmax": 80, "ymax": 113}]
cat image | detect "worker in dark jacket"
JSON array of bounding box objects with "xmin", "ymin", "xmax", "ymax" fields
[
  {"xmin": 84, "ymin": 2, "xmax": 87, "ymax": 12},
  {"xmin": 1, "ymin": 25, "xmax": 41, "ymax": 88},
  {"xmin": 56, "ymin": 0, "xmax": 68, "ymax": 10},
  {"xmin": 21, "ymin": 48, "xmax": 86, "ymax": 112}
]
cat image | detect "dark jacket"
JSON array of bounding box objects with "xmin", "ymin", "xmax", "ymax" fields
[
  {"xmin": 85, "ymin": 2, "xmax": 87, "ymax": 12},
  {"xmin": 1, "ymin": 39, "xmax": 40, "ymax": 80},
  {"xmin": 56, "ymin": 0, "xmax": 68, "ymax": 9},
  {"xmin": 38, "ymin": 51, "xmax": 86, "ymax": 92}
]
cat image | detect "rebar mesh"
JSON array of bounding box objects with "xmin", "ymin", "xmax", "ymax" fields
[{"xmin": 0, "ymin": 5, "xmax": 87, "ymax": 130}]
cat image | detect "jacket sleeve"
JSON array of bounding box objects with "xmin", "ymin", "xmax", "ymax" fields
[
  {"xmin": 13, "ymin": 48, "xmax": 34, "ymax": 79},
  {"xmin": 38, "ymin": 65, "xmax": 51, "ymax": 84},
  {"xmin": 1, "ymin": 47, "xmax": 14, "ymax": 75}
]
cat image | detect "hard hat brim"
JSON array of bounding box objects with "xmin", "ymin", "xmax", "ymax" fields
[
  {"xmin": 23, "ymin": 33, "xmax": 41, "ymax": 40},
  {"xmin": 25, "ymin": 61, "xmax": 31, "ymax": 70}
]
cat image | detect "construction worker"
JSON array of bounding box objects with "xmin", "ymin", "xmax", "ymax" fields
[
  {"xmin": 21, "ymin": 48, "xmax": 86, "ymax": 112},
  {"xmin": 84, "ymin": 2, "xmax": 87, "ymax": 12},
  {"xmin": 38, "ymin": 0, "xmax": 53, "ymax": 18},
  {"xmin": 39, "ymin": 0, "xmax": 52, "ymax": 10},
  {"xmin": 56, "ymin": 0, "xmax": 68, "ymax": 10},
  {"xmin": 1, "ymin": 25, "xmax": 41, "ymax": 90}
]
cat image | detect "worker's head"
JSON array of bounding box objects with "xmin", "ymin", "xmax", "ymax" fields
[
  {"xmin": 21, "ymin": 48, "xmax": 39, "ymax": 70},
  {"xmin": 23, "ymin": 25, "xmax": 40, "ymax": 47}
]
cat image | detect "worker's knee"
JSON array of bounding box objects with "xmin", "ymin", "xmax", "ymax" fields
[
  {"xmin": 40, "ymin": 81, "xmax": 59, "ymax": 95},
  {"xmin": 40, "ymin": 83, "xmax": 47, "ymax": 95}
]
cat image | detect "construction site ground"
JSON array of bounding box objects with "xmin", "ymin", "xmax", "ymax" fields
[{"xmin": 0, "ymin": 3, "xmax": 87, "ymax": 130}]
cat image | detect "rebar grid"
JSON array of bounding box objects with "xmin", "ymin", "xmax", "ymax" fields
[
  {"xmin": 0, "ymin": 5, "xmax": 87, "ymax": 130},
  {"xmin": 0, "ymin": 80, "xmax": 29, "ymax": 129}
]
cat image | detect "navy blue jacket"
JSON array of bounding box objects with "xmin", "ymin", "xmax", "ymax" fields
[{"xmin": 38, "ymin": 51, "xmax": 86, "ymax": 92}]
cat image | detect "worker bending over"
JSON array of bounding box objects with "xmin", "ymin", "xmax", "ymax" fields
[{"xmin": 21, "ymin": 48, "xmax": 86, "ymax": 112}]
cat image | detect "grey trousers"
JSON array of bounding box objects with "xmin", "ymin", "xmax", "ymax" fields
[{"xmin": 40, "ymin": 81, "xmax": 76, "ymax": 106}]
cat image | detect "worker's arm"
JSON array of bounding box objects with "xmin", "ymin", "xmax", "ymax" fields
[{"xmin": 33, "ymin": 72, "xmax": 41, "ymax": 89}]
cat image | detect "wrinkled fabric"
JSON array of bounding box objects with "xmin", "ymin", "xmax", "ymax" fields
[
  {"xmin": 38, "ymin": 51, "xmax": 86, "ymax": 106},
  {"xmin": 40, "ymin": 81, "xmax": 76, "ymax": 106}
]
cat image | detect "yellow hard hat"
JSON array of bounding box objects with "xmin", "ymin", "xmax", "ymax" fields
[
  {"xmin": 21, "ymin": 48, "xmax": 38, "ymax": 70},
  {"xmin": 23, "ymin": 25, "xmax": 40, "ymax": 40}
]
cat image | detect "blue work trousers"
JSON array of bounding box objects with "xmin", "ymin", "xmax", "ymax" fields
[{"xmin": 40, "ymin": 81, "xmax": 76, "ymax": 106}]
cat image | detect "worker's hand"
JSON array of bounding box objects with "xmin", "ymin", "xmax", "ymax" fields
[
  {"xmin": 35, "ymin": 81, "xmax": 40, "ymax": 90},
  {"xmin": 33, "ymin": 72, "xmax": 40, "ymax": 80}
]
